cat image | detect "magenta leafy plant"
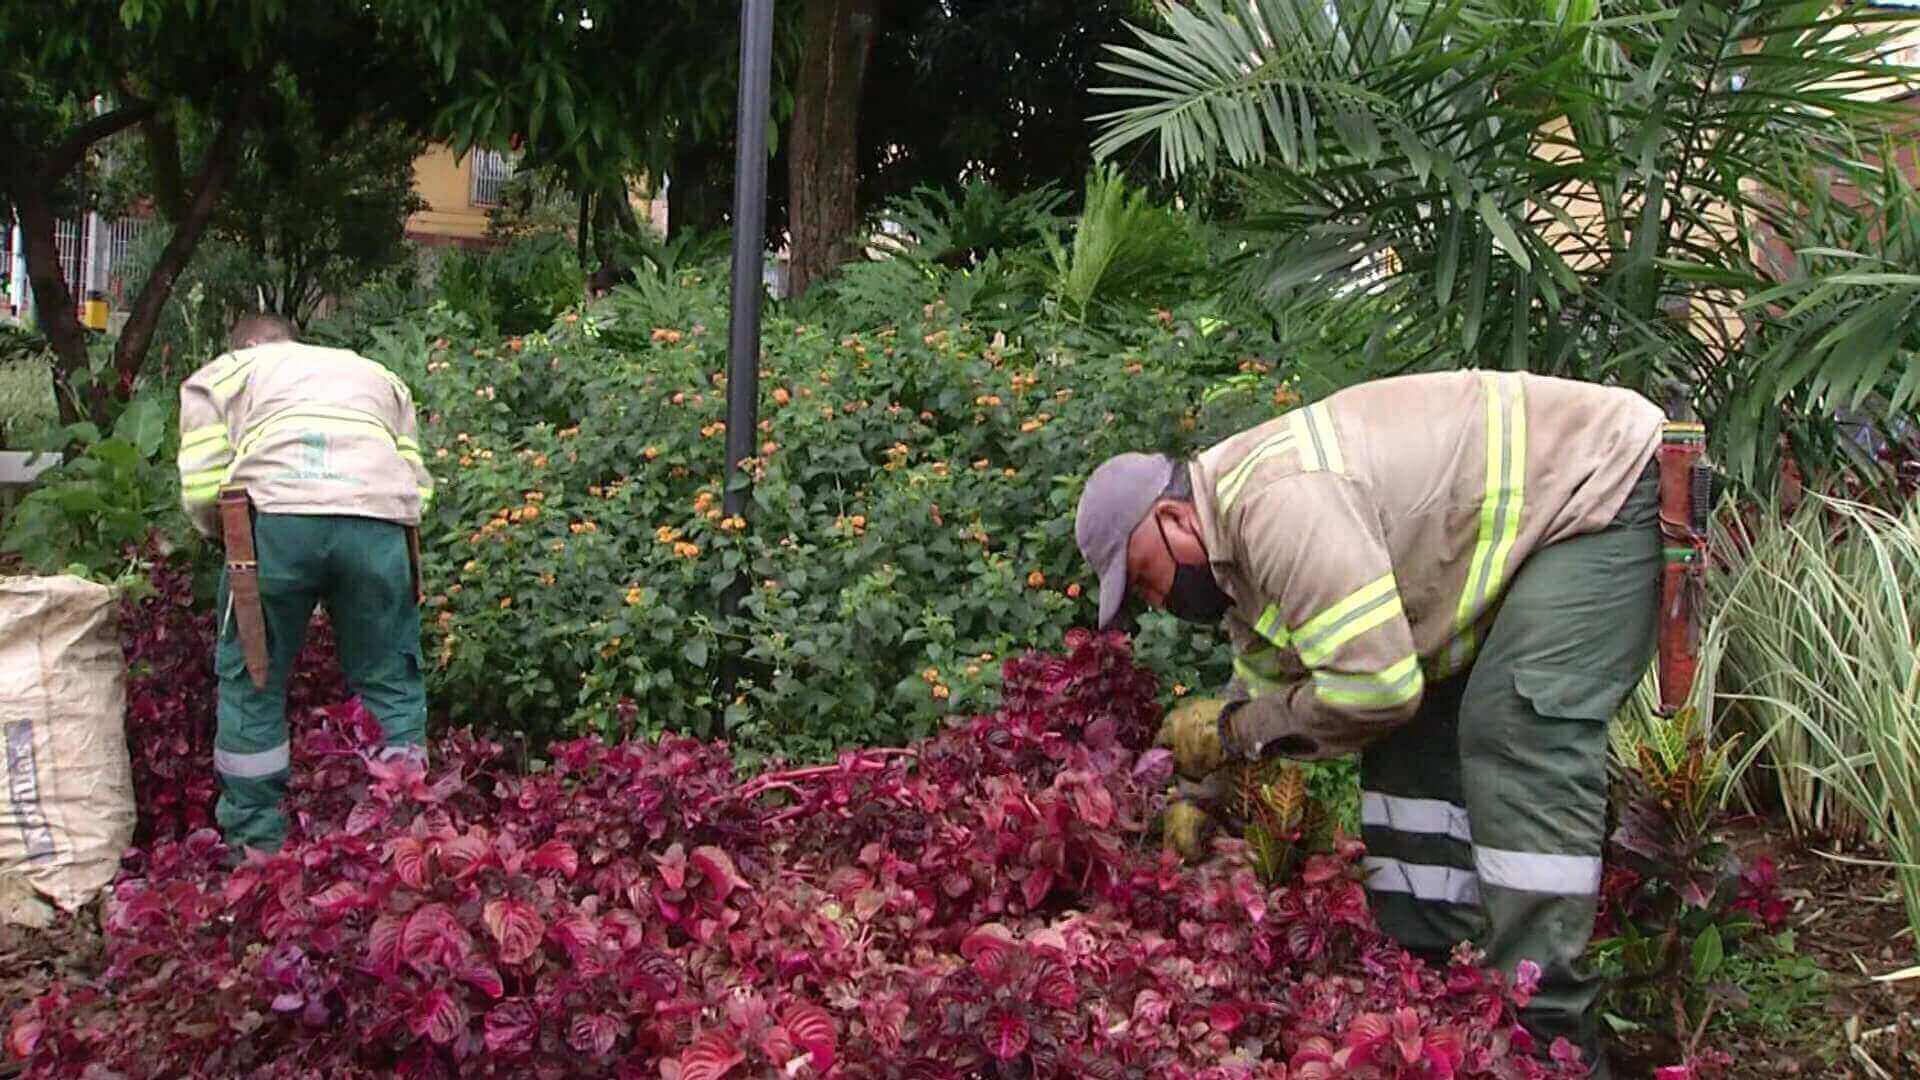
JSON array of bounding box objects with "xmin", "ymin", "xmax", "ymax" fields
[{"xmin": 16, "ymin": 587, "xmax": 1593, "ymax": 1077}]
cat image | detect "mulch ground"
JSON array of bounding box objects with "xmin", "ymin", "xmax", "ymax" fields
[{"xmin": 0, "ymin": 821, "xmax": 1913, "ymax": 1078}]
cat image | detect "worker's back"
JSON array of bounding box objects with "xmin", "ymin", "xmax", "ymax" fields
[
  {"xmin": 177, "ymin": 341, "xmax": 432, "ymax": 537},
  {"xmin": 1192, "ymin": 369, "xmax": 1664, "ymax": 677}
]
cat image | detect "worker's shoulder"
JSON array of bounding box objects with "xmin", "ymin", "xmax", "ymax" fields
[{"xmin": 274, "ymin": 342, "xmax": 409, "ymax": 390}]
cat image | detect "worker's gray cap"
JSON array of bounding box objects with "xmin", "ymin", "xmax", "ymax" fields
[{"xmin": 1075, "ymin": 452, "xmax": 1177, "ymax": 630}]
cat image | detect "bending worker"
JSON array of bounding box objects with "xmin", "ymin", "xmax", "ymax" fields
[
  {"xmin": 1075, "ymin": 370, "xmax": 1667, "ymax": 1076},
  {"xmin": 177, "ymin": 314, "xmax": 434, "ymax": 856}
]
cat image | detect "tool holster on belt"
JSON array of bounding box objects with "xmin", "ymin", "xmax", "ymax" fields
[
  {"xmin": 1655, "ymin": 410, "xmax": 1714, "ymax": 716},
  {"xmin": 406, "ymin": 525, "xmax": 423, "ymax": 607},
  {"xmin": 217, "ymin": 486, "xmax": 272, "ymax": 690}
]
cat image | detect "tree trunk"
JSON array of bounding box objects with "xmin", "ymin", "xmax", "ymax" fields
[
  {"xmin": 786, "ymin": 0, "xmax": 879, "ymax": 299},
  {"xmin": 108, "ymin": 97, "xmax": 254, "ymax": 419},
  {"xmin": 11, "ymin": 189, "xmax": 92, "ymax": 427}
]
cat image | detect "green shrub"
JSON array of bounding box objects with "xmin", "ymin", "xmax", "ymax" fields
[
  {"xmin": 0, "ymin": 393, "xmax": 186, "ymax": 580},
  {"xmin": 0, "ymin": 326, "xmax": 58, "ymax": 447},
  {"xmin": 411, "ymin": 273, "xmax": 1286, "ymax": 762},
  {"xmin": 433, "ymin": 232, "xmax": 584, "ymax": 337},
  {"xmin": 1704, "ymin": 494, "xmax": 1920, "ymax": 948}
]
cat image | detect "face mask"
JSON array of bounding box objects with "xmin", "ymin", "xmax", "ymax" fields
[{"xmin": 1156, "ymin": 518, "xmax": 1232, "ymax": 624}]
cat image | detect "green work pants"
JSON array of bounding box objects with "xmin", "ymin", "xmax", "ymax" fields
[
  {"xmin": 1359, "ymin": 462, "xmax": 1658, "ymax": 1077},
  {"xmin": 214, "ymin": 513, "xmax": 426, "ymax": 853}
]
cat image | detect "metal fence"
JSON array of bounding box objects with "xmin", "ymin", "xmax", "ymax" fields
[
  {"xmin": 37, "ymin": 215, "xmax": 150, "ymax": 306},
  {"xmin": 469, "ymin": 149, "xmax": 515, "ymax": 208}
]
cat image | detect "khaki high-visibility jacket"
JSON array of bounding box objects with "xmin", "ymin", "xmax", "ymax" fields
[
  {"xmin": 1189, "ymin": 370, "xmax": 1664, "ymax": 760},
  {"xmin": 177, "ymin": 342, "xmax": 433, "ymax": 538}
]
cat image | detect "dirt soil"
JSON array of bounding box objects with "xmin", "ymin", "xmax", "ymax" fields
[
  {"xmin": 0, "ymin": 823, "xmax": 1913, "ymax": 1078},
  {"xmin": 1608, "ymin": 820, "xmax": 1920, "ymax": 1079}
]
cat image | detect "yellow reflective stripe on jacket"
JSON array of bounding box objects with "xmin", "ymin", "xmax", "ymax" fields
[
  {"xmin": 1294, "ymin": 572, "xmax": 1403, "ymax": 667},
  {"xmin": 180, "ymin": 423, "xmax": 229, "ymax": 453},
  {"xmin": 1253, "ymin": 603, "xmax": 1290, "ymax": 647},
  {"xmin": 1427, "ymin": 630, "xmax": 1479, "ymax": 679},
  {"xmin": 178, "ymin": 444, "xmax": 232, "ymax": 472},
  {"xmin": 1287, "ymin": 403, "xmax": 1345, "ymax": 474},
  {"xmin": 210, "ymin": 355, "xmax": 264, "ymax": 397},
  {"xmin": 1215, "ymin": 431, "xmax": 1295, "ymax": 515},
  {"xmin": 181, "ymin": 467, "xmax": 225, "ymax": 503},
  {"xmin": 235, "ymin": 405, "xmax": 397, "ymax": 461},
  {"xmin": 1313, "ymin": 654, "xmax": 1424, "ymax": 709},
  {"xmin": 396, "ymin": 435, "xmax": 421, "ymax": 455},
  {"xmin": 1234, "ymin": 653, "xmax": 1289, "ymax": 700},
  {"xmin": 1449, "ymin": 372, "xmax": 1528, "ymax": 648}
]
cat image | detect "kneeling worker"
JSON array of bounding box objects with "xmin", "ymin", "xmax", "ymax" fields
[
  {"xmin": 1076, "ymin": 370, "xmax": 1670, "ymax": 1077},
  {"xmin": 177, "ymin": 314, "xmax": 435, "ymax": 856}
]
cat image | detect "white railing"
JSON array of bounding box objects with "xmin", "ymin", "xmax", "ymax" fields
[
  {"xmin": 470, "ymin": 149, "xmax": 515, "ymax": 208},
  {"xmin": 54, "ymin": 219, "xmax": 84, "ymax": 295},
  {"xmin": 25, "ymin": 215, "xmax": 150, "ymax": 309}
]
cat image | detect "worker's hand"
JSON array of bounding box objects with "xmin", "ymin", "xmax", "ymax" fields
[
  {"xmin": 1161, "ymin": 798, "xmax": 1213, "ymax": 861},
  {"xmin": 1155, "ymin": 697, "xmax": 1229, "ymax": 779}
]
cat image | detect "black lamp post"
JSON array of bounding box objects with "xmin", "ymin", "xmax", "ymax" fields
[{"xmin": 716, "ymin": 0, "xmax": 776, "ymax": 729}]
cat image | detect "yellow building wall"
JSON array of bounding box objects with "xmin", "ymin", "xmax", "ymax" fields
[
  {"xmin": 403, "ymin": 143, "xmax": 670, "ymax": 248},
  {"xmin": 405, "ymin": 145, "xmax": 494, "ymax": 246}
]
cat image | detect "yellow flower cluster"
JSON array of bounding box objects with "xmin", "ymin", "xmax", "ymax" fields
[{"xmin": 920, "ymin": 666, "xmax": 951, "ymax": 701}]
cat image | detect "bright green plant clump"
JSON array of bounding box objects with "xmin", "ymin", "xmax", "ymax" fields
[
  {"xmin": 1, "ymin": 394, "xmax": 183, "ymax": 581},
  {"xmin": 0, "ymin": 327, "xmax": 60, "ymax": 448}
]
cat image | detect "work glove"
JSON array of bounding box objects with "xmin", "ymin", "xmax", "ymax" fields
[
  {"xmin": 1161, "ymin": 798, "xmax": 1213, "ymax": 860},
  {"xmin": 1155, "ymin": 696, "xmax": 1235, "ymax": 780}
]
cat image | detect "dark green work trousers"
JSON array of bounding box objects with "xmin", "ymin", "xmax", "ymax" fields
[
  {"xmin": 215, "ymin": 513, "xmax": 427, "ymax": 853},
  {"xmin": 1359, "ymin": 463, "xmax": 1659, "ymax": 1077}
]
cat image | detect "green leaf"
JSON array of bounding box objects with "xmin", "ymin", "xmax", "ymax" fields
[
  {"xmin": 111, "ymin": 397, "xmax": 166, "ymax": 459},
  {"xmin": 1692, "ymin": 924, "xmax": 1724, "ymax": 981},
  {"xmin": 681, "ymin": 637, "xmax": 709, "ymax": 669},
  {"xmin": 1476, "ymin": 194, "xmax": 1531, "ymax": 274}
]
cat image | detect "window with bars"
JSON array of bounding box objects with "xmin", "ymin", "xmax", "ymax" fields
[{"xmin": 470, "ymin": 149, "xmax": 515, "ymax": 208}]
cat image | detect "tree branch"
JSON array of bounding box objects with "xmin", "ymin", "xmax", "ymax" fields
[
  {"xmin": 39, "ymin": 101, "xmax": 160, "ymax": 184},
  {"xmin": 110, "ymin": 89, "xmax": 260, "ymax": 400},
  {"xmin": 11, "ymin": 188, "xmax": 91, "ymax": 426}
]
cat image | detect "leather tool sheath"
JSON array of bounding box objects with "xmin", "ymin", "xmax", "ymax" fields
[
  {"xmin": 218, "ymin": 486, "xmax": 271, "ymax": 689},
  {"xmin": 406, "ymin": 525, "xmax": 423, "ymax": 607}
]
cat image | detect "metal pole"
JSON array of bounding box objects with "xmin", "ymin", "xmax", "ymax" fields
[{"xmin": 715, "ymin": 0, "xmax": 776, "ymax": 728}]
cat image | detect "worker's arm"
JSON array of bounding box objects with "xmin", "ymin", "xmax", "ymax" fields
[
  {"xmin": 1221, "ymin": 473, "xmax": 1423, "ymax": 760},
  {"xmin": 177, "ymin": 360, "xmax": 239, "ymax": 539},
  {"xmin": 390, "ymin": 377, "xmax": 434, "ymax": 513}
]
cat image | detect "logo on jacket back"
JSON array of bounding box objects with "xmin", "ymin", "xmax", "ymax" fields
[{"xmin": 272, "ymin": 432, "xmax": 364, "ymax": 486}]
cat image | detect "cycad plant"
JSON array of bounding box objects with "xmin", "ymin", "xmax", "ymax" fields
[
  {"xmin": 1042, "ymin": 163, "xmax": 1205, "ymax": 320},
  {"xmin": 1092, "ymin": 0, "xmax": 1920, "ymax": 490}
]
